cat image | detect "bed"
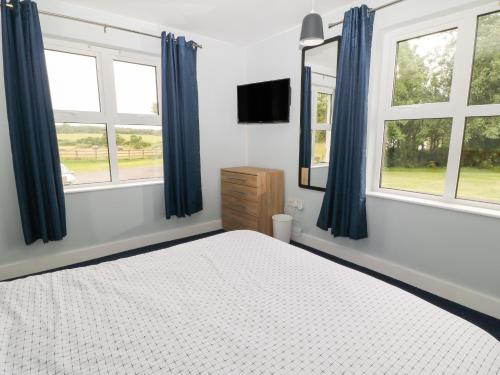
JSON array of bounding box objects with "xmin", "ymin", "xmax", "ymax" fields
[{"xmin": 0, "ymin": 230, "xmax": 498, "ymax": 374}]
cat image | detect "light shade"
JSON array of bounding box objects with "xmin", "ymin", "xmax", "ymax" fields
[{"xmin": 300, "ymin": 12, "xmax": 324, "ymax": 46}]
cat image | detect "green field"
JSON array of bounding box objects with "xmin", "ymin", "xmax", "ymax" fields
[
  {"xmin": 61, "ymin": 158, "xmax": 162, "ymax": 172},
  {"xmin": 57, "ymin": 130, "xmax": 162, "ymax": 174},
  {"xmin": 382, "ymin": 167, "xmax": 500, "ymax": 203}
]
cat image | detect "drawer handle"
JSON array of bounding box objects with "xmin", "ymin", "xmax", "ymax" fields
[{"xmin": 226, "ymin": 177, "xmax": 247, "ymax": 182}]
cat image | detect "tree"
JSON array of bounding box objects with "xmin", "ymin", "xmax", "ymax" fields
[
  {"xmin": 469, "ymin": 12, "xmax": 500, "ymax": 105},
  {"xmin": 462, "ymin": 117, "xmax": 500, "ymax": 168},
  {"xmin": 116, "ymin": 134, "xmax": 127, "ymax": 146},
  {"xmin": 128, "ymin": 135, "xmax": 151, "ymax": 149},
  {"xmin": 385, "ymin": 119, "xmax": 451, "ymax": 168},
  {"xmin": 75, "ymin": 134, "xmax": 107, "ymax": 148},
  {"xmin": 316, "ymin": 93, "xmax": 330, "ymax": 123},
  {"xmin": 393, "ymin": 31, "xmax": 456, "ymax": 106}
]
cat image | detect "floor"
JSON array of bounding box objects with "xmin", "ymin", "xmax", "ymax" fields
[{"xmin": 8, "ymin": 229, "xmax": 499, "ymax": 340}]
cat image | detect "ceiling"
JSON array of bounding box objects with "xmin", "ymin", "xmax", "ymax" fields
[{"xmin": 58, "ymin": 0, "xmax": 355, "ymax": 45}]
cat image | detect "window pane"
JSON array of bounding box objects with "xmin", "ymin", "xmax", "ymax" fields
[
  {"xmin": 312, "ymin": 130, "xmax": 331, "ymax": 165},
  {"xmin": 116, "ymin": 125, "xmax": 163, "ymax": 181},
  {"xmin": 381, "ymin": 118, "xmax": 452, "ymax": 195},
  {"xmin": 45, "ymin": 50, "xmax": 100, "ymax": 112},
  {"xmin": 56, "ymin": 123, "xmax": 111, "ymax": 185},
  {"xmin": 316, "ymin": 92, "xmax": 332, "ymax": 124},
  {"xmin": 392, "ymin": 29, "xmax": 457, "ymax": 106},
  {"xmin": 468, "ymin": 11, "xmax": 500, "ymax": 105},
  {"xmin": 113, "ymin": 61, "xmax": 158, "ymax": 115},
  {"xmin": 456, "ymin": 116, "xmax": 500, "ymax": 204}
]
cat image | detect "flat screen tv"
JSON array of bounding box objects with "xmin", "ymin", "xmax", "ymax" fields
[{"xmin": 237, "ymin": 78, "xmax": 290, "ymax": 123}]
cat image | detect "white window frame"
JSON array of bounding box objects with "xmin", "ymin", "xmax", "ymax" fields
[
  {"xmin": 372, "ymin": 3, "xmax": 500, "ymax": 213},
  {"xmin": 44, "ymin": 38, "xmax": 162, "ymax": 193},
  {"xmin": 311, "ymin": 84, "xmax": 334, "ymax": 167}
]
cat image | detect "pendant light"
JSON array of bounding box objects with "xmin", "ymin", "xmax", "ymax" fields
[{"xmin": 299, "ymin": 0, "xmax": 324, "ymax": 46}]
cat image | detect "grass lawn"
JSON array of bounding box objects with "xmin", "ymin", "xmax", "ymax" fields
[
  {"xmin": 313, "ymin": 142, "xmax": 328, "ymax": 163},
  {"xmin": 61, "ymin": 157, "xmax": 162, "ymax": 172},
  {"xmin": 456, "ymin": 167, "xmax": 500, "ymax": 204},
  {"xmin": 382, "ymin": 167, "xmax": 500, "ymax": 204}
]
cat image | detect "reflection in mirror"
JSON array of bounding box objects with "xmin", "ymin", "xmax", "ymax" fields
[{"xmin": 299, "ymin": 37, "xmax": 340, "ymax": 191}]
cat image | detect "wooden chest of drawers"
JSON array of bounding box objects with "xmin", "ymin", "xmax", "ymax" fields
[{"xmin": 221, "ymin": 167, "xmax": 284, "ymax": 236}]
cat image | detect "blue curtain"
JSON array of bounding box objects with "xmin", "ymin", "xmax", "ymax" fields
[
  {"xmin": 300, "ymin": 66, "xmax": 312, "ymax": 170},
  {"xmin": 161, "ymin": 32, "xmax": 203, "ymax": 218},
  {"xmin": 316, "ymin": 5, "xmax": 374, "ymax": 240},
  {"xmin": 1, "ymin": 0, "xmax": 66, "ymax": 244}
]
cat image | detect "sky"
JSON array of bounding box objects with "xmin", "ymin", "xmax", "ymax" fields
[{"xmin": 45, "ymin": 50, "xmax": 158, "ymax": 116}]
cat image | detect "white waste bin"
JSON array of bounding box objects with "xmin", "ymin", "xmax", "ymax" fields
[{"xmin": 272, "ymin": 214, "xmax": 293, "ymax": 243}]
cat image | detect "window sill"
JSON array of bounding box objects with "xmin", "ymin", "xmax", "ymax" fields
[
  {"xmin": 311, "ymin": 163, "xmax": 329, "ymax": 169},
  {"xmin": 366, "ymin": 191, "xmax": 500, "ymax": 220},
  {"xmin": 64, "ymin": 179, "xmax": 163, "ymax": 195}
]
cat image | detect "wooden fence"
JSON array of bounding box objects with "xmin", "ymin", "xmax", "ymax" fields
[{"xmin": 59, "ymin": 148, "xmax": 162, "ymax": 160}]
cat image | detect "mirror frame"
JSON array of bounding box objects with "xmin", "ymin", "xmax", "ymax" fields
[{"xmin": 298, "ymin": 36, "xmax": 341, "ymax": 192}]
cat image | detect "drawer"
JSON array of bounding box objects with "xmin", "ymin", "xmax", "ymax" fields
[
  {"xmin": 222, "ymin": 194, "xmax": 260, "ymax": 216},
  {"xmin": 221, "ymin": 181, "xmax": 258, "ymax": 202},
  {"xmin": 221, "ymin": 171, "xmax": 258, "ymax": 187},
  {"xmin": 222, "ymin": 207, "xmax": 258, "ymax": 231}
]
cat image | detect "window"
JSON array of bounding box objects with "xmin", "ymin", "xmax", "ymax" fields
[
  {"xmin": 55, "ymin": 123, "xmax": 111, "ymax": 185},
  {"xmin": 46, "ymin": 50, "xmax": 101, "ymax": 112},
  {"xmin": 392, "ymin": 29, "xmax": 457, "ymax": 106},
  {"xmin": 115, "ymin": 125, "xmax": 163, "ymax": 181},
  {"xmin": 45, "ymin": 40, "xmax": 162, "ymax": 189},
  {"xmin": 313, "ymin": 130, "xmax": 331, "ymax": 164},
  {"xmin": 311, "ymin": 84, "xmax": 334, "ymax": 165},
  {"xmin": 316, "ymin": 92, "xmax": 332, "ymax": 124},
  {"xmin": 456, "ymin": 116, "xmax": 500, "ymax": 204},
  {"xmin": 376, "ymin": 5, "xmax": 500, "ymax": 210},
  {"xmin": 468, "ymin": 12, "xmax": 500, "ymax": 105},
  {"xmin": 113, "ymin": 61, "xmax": 159, "ymax": 115},
  {"xmin": 381, "ymin": 118, "xmax": 452, "ymax": 195}
]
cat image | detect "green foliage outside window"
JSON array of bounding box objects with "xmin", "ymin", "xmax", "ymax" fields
[
  {"xmin": 316, "ymin": 93, "xmax": 331, "ymax": 124},
  {"xmin": 384, "ymin": 119, "xmax": 452, "ymax": 169},
  {"xmin": 469, "ymin": 12, "xmax": 500, "ymax": 105},
  {"xmin": 393, "ymin": 29, "xmax": 457, "ymax": 106}
]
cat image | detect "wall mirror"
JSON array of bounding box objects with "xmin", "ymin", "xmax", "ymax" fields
[{"xmin": 299, "ymin": 37, "xmax": 340, "ymax": 191}]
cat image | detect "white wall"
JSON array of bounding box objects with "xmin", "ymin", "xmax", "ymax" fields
[
  {"xmin": 245, "ymin": 0, "xmax": 500, "ymax": 317},
  {"xmin": 0, "ymin": 0, "xmax": 247, "ymax": 277}
]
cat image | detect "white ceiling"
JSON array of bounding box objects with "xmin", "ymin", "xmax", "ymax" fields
[{"xmin": 58, "ymin": 0, "xmax": 355, "ymax": 45}]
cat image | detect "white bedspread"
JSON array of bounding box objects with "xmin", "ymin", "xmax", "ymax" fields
[{"xmin": 0, "ymin": 230, "xmax": 498, "ymax": 374}]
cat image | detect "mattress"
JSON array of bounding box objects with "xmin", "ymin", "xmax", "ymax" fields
[{"xmin": 0, "ymin": 230, "xmax": 498, "ymax": 374}]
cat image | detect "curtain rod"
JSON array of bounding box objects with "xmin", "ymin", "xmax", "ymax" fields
[
  {"xmin": 328, "ymin": 0, "xmax": 405, "ymax": 28},
  {"xmin": 2, "ymin": 3, "xmax": 203, "ymax": 49}
]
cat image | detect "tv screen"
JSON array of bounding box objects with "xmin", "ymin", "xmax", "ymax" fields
[{"xmin": 237, "ymin": 78, "xmax": 290, "ymax": 123}]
